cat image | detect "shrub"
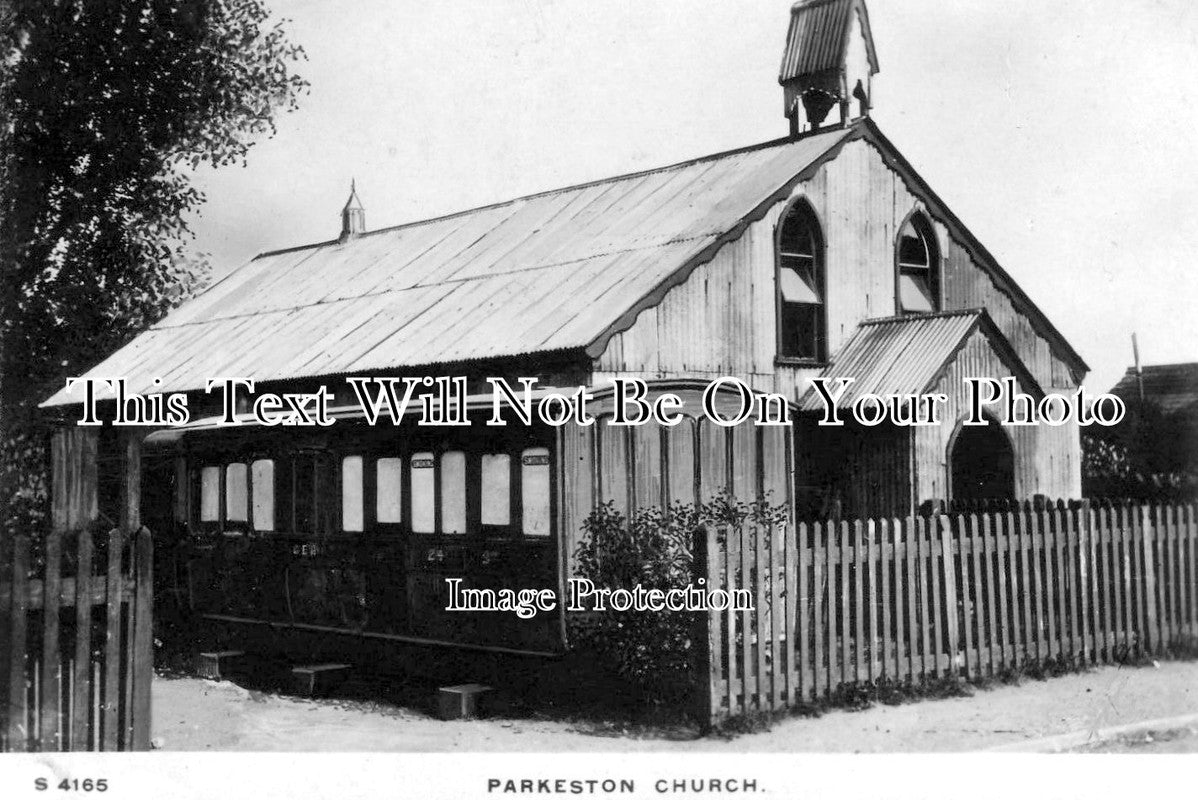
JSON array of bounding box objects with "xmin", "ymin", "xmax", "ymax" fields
[{"xmin": 569, "ymin": 493, "xmax": 786, "ymax": 711}]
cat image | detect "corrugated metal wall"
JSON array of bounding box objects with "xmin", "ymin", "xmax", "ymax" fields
[
  {"xmin": 594, "ymin": 138, "xmax": 1079, "ymax": 400},
  {"xmin": 559, "ymin": 414, "xmax": 792, "ymax": 580},
  {"xmin": 915, "ymin": 328, "xmax": 1081, "ymax": 505}
]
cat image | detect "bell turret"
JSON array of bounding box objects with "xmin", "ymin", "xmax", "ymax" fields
[{"xmin": 780, "ymin": 0, "xmax": 879, "ymax": 136}]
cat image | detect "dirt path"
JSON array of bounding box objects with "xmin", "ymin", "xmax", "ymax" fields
[{"xmin": 153, "ymin": 661, "xmax": 1198, "ymax": 752}]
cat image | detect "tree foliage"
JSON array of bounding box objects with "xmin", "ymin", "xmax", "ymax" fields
[{"xmin": 0, "ymin": 0, "xmax": 307, "ymax": 527}]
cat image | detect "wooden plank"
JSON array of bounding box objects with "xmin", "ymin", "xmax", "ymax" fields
[
  {"xmin": 1076, "ymin": 506, "xmax": 1091, "ymax": 665},
  {"xmin": 891, "ymin": 519, "xmax": 906, "ymax": 681},
  {"xmin": 1188, "ymin": 506, "xmax": 1198, "ymax": 638},
  {"xmin": 928, "ymin": 517, "xmax": 945, "ymax": 677},
  {"xmin": 1016, "ymin": 511, "xmax": 1033, "ymax": 667},
  {"xmin": 1030, "ymin": 510, "xmax": 1047, "ymax": 662},
  {"xmin": 769, "ymin": 522, "xmax": 783, "ymax": 710},
  {"xmin": 1044, "ymin": 508, "xmax": 1059, "ymax": 659},
  {"xmin": 1117, "ymin": 506, "xmax": 1133, "ymax": 656},
  {"xmin": 812, "ymin": 522, "xmax": 825, "ymax": 700},
  {"xmin": 740, "ymin": 522, "xmax": 754, "ymax": 710},
  {"xmin": 1127, "ymin": 506, "xmax": 1145, "ymax": 655},
  {"xmin": 982, "ymin": 514, "xmax": 999, "ymax": 676},
  {"xmin": 838, "ymin": 521, "xmax": 850, "ymax": 689},
  {"xmin": 41, "ymin": 531, "xmax": 63, "ymax": 752},
  {"xmin": 916, "ymin": 517, "xmax": 931, "ymax": 681},
  {"xmin": 754, "ymin": 523, "xmax": 768, "ymax": 711},
  {"xmin": 1155, "ymin": 506, "xmax": 1170, "ymax": 650},
  {"xmin": 905, "ymin": 516, "xmax": 919, "ymax": 680},
  {"xmin": 102, "ymin": 529, "xmax": 123, "ymax": 751},
  {"xmin": 994, "ymin": 513, "xmax": 1011, "ymax": 672},
  {"xmin": 853, "ymin": 520, "xmax": 865, "ymax": 684},
  {"xmin": 131, "ymin": 527, "xmax": 153, "ymax": 750},
  {"xmin": 1183, "ymin": 506, "xmax": 1195, "ymax": 638},
  {"xmin": 704, "ymin": 524, "xmax": 722, "ymax": 725},
  {"xmin": 1053, "ymin": 507, "xmax": 1069, "ymax": 661},
  {"xmin": 725, "ymin": 523, "xmax": 738, "ymax": 716},
  {"xmin": 72, "ymin": 530, "xmax": 94, "ymax": 751},
  {"xmin": 879, "ymin": 520, "xmax": 892, "ymax": 681},
  {"xmin": 964, "ymin": 515, "xmax": 980, "ymax": 677},
  {"xmin": 788, "ymin": 523, "xmax": 802, "ymax": 705},
  {"xmin": 946, "ymin": 516, "xmax": 963, "ymax": 675},
  {"xmin": 1164, "ymin": 506, "xmax": 1178, "ymax": 649},
  {"xmin": 1110, "ymin": 507, "xmax": 1125, "ymax": 657},
  {"xmin": 7, "ymin": 536, "xmax": 30, "ymax": 751},
  {"xmin": 1173, "ymin": 505, "xmax": 1186, "ymax": 643},
  {"xmin": 1141, "ymin": 506, "xmax": 1159, "ymax": 655},
  {"xmin": 948, "ymin": 514, "xmax": 967, "ymax": 680},
  {"xmin": 867, "ymin": 520, "xmax": 879, "ymax": 683},
  {"xmin": 1103, "ymin": 507, "xmax": 1118, "ymax": 660},
  {"xmin": 692, "ymin": 524, "xmax": 717, "ymax": 729},
  {"xmin": 1084, "ymin": 504, "xmax": 1099, "ymax": 663}
]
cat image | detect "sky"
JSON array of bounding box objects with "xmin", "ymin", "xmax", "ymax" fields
[{"xmin": 186, "ymin": 0, "xmax": 1198, "ymax": 395}]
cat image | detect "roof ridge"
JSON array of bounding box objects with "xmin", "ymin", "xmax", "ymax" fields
[
  {"xmin": 254, "ymin": 126, "xmax": 859, "ymax": 260},
  {"xmin": 858, "ymin": 308, "xmax": 984, "ymax": 326}
]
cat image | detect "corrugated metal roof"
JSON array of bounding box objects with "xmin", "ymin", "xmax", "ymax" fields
[
  {"xmin": 797, "ymin": 310, "xmax": 984, "ymax": 411},
  {"xmin": 779, "ymin": 0, "xmax": 878, "ymax": 82},
  {"xmin": 1109, "ymin": 363, "xmax": 1198, "ymax": 415},
  {"xmin": 43, "ymin": 126, "xmax": 857, "ymax": 407}
]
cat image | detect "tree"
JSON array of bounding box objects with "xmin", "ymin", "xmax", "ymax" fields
[{"xmin": 0, "ymin": 0, "xmax": 307, "ymax": 532}]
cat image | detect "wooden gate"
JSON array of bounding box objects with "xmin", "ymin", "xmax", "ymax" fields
[{"xmin": 0, "ymin": 526, "xmax": 153, "ymax": 752}]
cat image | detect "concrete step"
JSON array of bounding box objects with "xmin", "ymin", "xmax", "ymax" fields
[
  {"xmin": 290, "ymin": 663, "xmax": 352, "ymax": 696},
  {"xmin": 196, "ymin": 650, "xmax": 246, "ymax": 681},
  {"xmin": 437, "ymin": 683, "xmax": 493, "ymax": 720}
]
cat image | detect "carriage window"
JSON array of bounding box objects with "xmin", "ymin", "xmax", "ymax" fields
[
  {"xmin": 200, "ymin": 466, "xmax": 220, "ymax": 522},
  {"xmin": 777, "ymin": 200, "xmax": 825, "ymax": 361},
  {"xmin": 376, "ymin": 457, "xmax": 403, "ymax": 524},
  {"xmin": 521, "ymin": 448, "xmax": 551, "ymax": 537},
  {"xmin": 225, "ymin": 463, "xmax": 248, "ymax": 522},
  {"xmin": 293, "ymin": 456, "xmax": 315, "ymax": 533},
  {"xmin": 480, "ymin": 453, "xmax": 511, "ymax": 526},
  {"xmin": 897, "ymin": 213, "xmax": 940, "ymax": 314},
  {"xmin": 251, "ymin": 459, "xmax": 275, "ymax": 531},
  {"xmin": 410, "ymin": 453, "xmax": 435, "ymax": 533},
  {"xmin": 341, "ymin": 455, "xmax": 364, "ymax": 532},
  {"xmin": 441, "ymin": 450, "xmax": 467, "ymax": 534}
]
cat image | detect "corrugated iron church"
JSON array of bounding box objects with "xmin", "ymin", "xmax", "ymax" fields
[{"xmin": 41, "ymin": 0, "xmax": 1087, "ymax": 657}]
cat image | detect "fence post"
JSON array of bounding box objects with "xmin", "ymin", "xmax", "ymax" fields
[
  {"xmin": 8, "ymin": 535, "xmax": 30, "ymax": 752},
  {"xmin": 41, "ymin": 530, "xmax": 63, "ymax": 752},
  {"xmin": 131, "ymin": 527, "xmax": 154, "ymax": 750},
  {"xmin": 0, "ymin": 533, "xmax": 12, "ymax": 751},
  {"xmin": 101, "ymin": 528, "xmax": 122, "ymax": 751},
  {"xmin": 692, "ymin": 523, "xmax": 718, "ymax": 732},
  {"xmin": 72, "ymin": 529, "xmax": 94, "ymax": 752}
]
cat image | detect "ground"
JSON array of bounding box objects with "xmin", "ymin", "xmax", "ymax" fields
[{"xmin": 152, "ymin": 660, "xmax": 1198, "ymax": 752}]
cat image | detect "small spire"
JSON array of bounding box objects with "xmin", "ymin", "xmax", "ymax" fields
[{"xmin": 340, "ymin": 179, "xmax": 365, "ymax": 241}]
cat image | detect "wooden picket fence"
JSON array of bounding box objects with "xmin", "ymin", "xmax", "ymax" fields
[
  {"xmin": 695, "ymin": 503, "xmax": 1198, "ymax": 725},
  {"xmin": 0, "ymin": 526, "xmax": 153, "ymax": 752}
]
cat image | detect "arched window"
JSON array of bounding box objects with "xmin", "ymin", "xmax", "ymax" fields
[
  {"xmin": 896, "ymin": 213, "xmax": 940, "ymax": 314},
  {"xmin": 777, "ymin": 200, "xmax": 825, "ymax": 361}
]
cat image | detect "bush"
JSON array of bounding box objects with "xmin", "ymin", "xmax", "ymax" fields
[{"xmin": 568, "ymin": 493, "xmax": 786, "ymax": 711}]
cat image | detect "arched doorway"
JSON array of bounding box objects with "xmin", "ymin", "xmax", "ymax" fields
[{"xmin": 949, "ymin": 422, "xmax": 1015, "ymax": 503}]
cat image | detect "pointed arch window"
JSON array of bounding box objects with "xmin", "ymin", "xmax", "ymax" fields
[
  {"xmin": 777, "ymin": 200, "xmax": 826, "ymax": 361},
  {"xmin": 897, "ymin": 213, "xmax": 940, "ymax": 314}
]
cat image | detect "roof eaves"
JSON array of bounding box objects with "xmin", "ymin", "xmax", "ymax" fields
[{"xmin": 583, "ymin": 122, "xmax": 867, "ymax": 360}]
